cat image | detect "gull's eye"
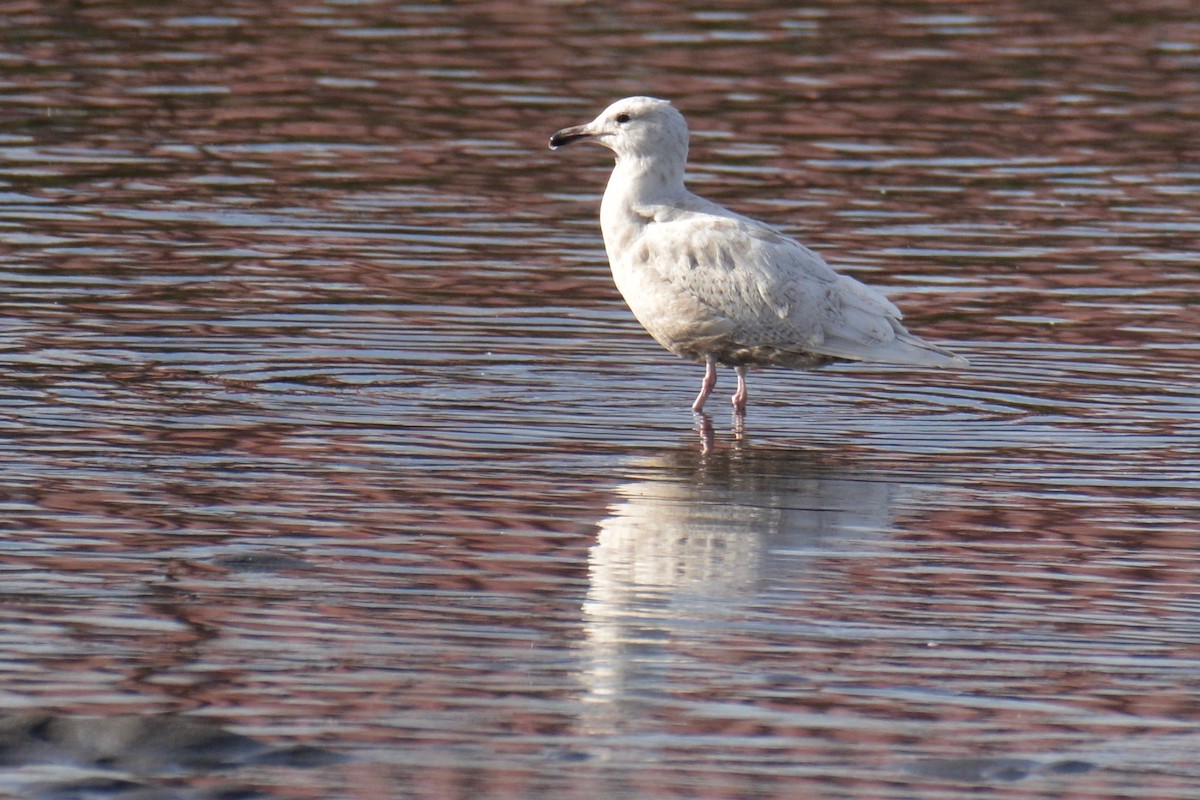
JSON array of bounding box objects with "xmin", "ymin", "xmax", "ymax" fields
[{"xmin": 615, "ymin": 113, "xmax": 631, "ymax": 124}]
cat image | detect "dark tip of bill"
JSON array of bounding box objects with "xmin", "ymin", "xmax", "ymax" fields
[{"xmin": 549, "ymin": 128, "xmax": 588, "ymax": 150}]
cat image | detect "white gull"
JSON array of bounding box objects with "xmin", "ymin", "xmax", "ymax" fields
[{"xmin": 549, "ymin": 96, "xmax": 967, "ymax": 415}]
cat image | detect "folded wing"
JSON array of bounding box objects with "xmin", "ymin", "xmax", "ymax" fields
[{"xmin": 635, "ymin": 208, "xmax": 964, "ymax": 367}]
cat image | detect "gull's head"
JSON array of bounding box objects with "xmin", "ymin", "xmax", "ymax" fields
[{"xmin": 549, "ymin": 96, "xmax": 688, "ymax": 164}]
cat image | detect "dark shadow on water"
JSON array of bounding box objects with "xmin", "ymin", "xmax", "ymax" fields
[
  {"xmin": 909, "ymin": 755, "xmax": 1095, "ymax": 784},
  {"xmin": 0, "ymin": 713, "xmax": 343, "ymax": 799}
]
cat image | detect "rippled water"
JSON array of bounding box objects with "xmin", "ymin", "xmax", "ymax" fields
[{"xmin": 3, "ymin": 1, "xmax": 1200, "ymax": 798}]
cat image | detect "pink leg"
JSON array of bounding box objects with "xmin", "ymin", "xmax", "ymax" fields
[
  {"xmin": 691, "ymin": 356, "xmax": 717, "ymax": 412},
  {"xmin": 731, "ymin": 366, "xmax": 748, "ymax": 415}
]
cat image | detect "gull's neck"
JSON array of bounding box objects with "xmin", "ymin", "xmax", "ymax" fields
[
  {"xmin": 606, "ymin": 153, "xmax": 686, "ymax": 206},
  {"xmin": 600, "ymin": 153, "xmax": 687, "ymax": 252}
]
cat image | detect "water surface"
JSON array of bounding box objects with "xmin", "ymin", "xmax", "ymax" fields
[{"xmin": 2, "ymin": 1, "xmax": 1200, "ymax": 798}]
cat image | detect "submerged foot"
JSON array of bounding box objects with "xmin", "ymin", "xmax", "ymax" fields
[
  {"xmin": 692, "ymin": 356, "xmax": 718, "ymax": 412},
  {"xmin": 731, "ymin": 366, "xmax": 748, "ymax": 415}
]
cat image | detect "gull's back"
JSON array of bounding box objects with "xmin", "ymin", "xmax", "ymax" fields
[{"xmin": 608, "ymin": 180, "xmax": 963, "ymax": 370}]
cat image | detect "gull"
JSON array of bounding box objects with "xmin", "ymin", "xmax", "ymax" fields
[{"xmin": 549, "ymin": 96, "xmax": 967, "ymax": 415}]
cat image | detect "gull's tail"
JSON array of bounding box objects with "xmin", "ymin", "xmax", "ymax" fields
[
  {"xmin": 814, "ymin": 326, "xmax": 968, "ymax": 369},
  {"xmin": 876, "ymin": 331, "xmax": 969, "ymax": 368}
]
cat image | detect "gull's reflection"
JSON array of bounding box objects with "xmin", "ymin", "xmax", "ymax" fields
[{"xmin": 580, "ymin": 438, "xmax": 920, "ymax": 731}]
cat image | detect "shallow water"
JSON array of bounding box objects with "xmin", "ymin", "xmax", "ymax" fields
[{"xmin": 2, "ymin": 1, "xmax": 1200, "ymax": 798}]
